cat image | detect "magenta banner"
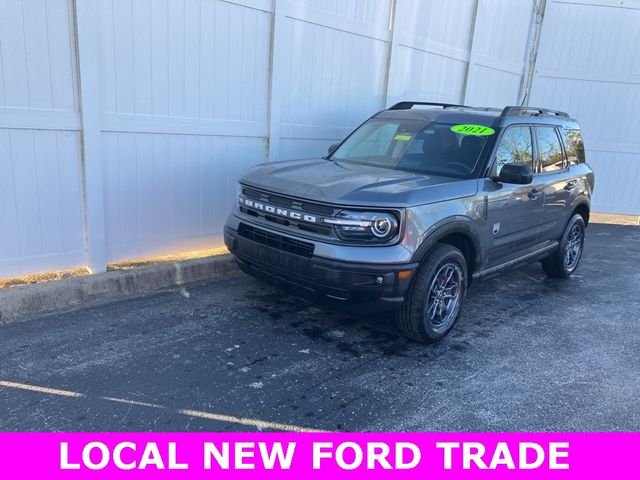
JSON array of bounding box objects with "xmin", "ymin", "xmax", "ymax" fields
[{"xmin": 0, "ymin": 432, "xmax": 636, "ymax": 479}]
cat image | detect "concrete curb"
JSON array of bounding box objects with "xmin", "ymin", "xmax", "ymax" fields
[
  {"xmin": 0, "ymin": 254, "xmax": 239, "ymax": 325},
  {"xmin": 591, "ymin": 212, "xmax": 640, "ymax": 226}
]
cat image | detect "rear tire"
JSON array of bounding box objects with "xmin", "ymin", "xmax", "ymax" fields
[
  {"xmin": 397, "ymin": 243, "xmax": 467, "ymax": 343},
  {"xmin": 541, "ymin": 214, "xmax": 586, "ymax": 278}
]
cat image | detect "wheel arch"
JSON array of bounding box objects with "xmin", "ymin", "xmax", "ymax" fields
[
  {"xmin": 411, "ymin": 218, "xmax": 482, "ymax": 281},
  {"xmin": 571, "ymin": 200, "xmax": 591, "ymax": 226}
]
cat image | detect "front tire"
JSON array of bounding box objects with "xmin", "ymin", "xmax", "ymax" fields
[
  {"xmin": 541, "ymin": 214, "xmax": 586, "ymax": 278},
  {"xmin": 397, "ymin": 244, "xmax": 467, "ymax": 343}
]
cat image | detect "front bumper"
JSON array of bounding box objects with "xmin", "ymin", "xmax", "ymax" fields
[{"xmin": 224, "ymin": 223, "xmax": 418, "ymax": 314}]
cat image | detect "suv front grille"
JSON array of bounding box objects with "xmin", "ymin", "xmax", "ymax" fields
[
  {"xmin": 240, "ymin": 186, "xmax": 338, "ymax": 237},
  {"xmin": 242, "ymin": 186, "xmax": 335, "ymax": 216},
  {"xmin": 238, "ymin": 223, "xmax": 315, "ymax": 258}
]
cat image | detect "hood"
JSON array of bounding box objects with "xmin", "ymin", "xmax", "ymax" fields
[{"xmin": 240, "ymin": 158, "xmax": 478, "ymax": 207}]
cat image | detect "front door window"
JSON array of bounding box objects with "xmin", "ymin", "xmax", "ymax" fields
[{"xmin": 491, "ymin": 126, "xmax": 533, "ymax": 176}]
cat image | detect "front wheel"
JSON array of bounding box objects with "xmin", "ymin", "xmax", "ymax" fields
[
  {"xmin": 541, "ymin": 214, "xmax": 586, "ymax": 278},
  {"xmin": 397, "ymin": 244, "xmax": 467, "ymax": 343}
]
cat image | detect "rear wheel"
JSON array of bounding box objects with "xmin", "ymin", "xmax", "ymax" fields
[
  {"xmin": 541, "ymin": 214, "xmax": 586, "ymax": 278},
  {"xmin": 397, "ymin": 244, "xmax": 467, "ymax": 343}
]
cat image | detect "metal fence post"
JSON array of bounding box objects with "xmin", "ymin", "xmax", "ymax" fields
[
  {"xmin": 520, "ymin": 0, "xmax": 547, "ymax": 106},
  {"xmin": 267, "ymin": 0, "xmax": 286, "ymax": 162},
  {"xmin": 383, "ymin": 0, "xmax": 399, "ymax": 109},
  {"xmin": 461, "ymin": 0, "xmax": 481, "ymax": 104},
  {"xmin": 73, "ymin": 0, "xmax": 107, "ymax": 273}
]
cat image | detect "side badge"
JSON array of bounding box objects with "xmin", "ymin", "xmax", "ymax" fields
[{"xmin": 492, "ymin": 223, "xmax": 501, "ymax": 235}]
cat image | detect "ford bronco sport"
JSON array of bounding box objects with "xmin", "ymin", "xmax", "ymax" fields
[{"xmin": 224, "ymin": 102, "xmax": 594, "ymax": 343}]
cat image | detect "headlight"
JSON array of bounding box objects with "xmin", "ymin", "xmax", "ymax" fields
[{"xmin": 324, "ymin": 211, "xmax": 399, "ymax": 242}]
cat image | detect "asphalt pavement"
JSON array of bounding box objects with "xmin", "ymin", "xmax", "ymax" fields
[{"xmin": 0, "ymin": 222, "xmax": 638, "ymax": 432}]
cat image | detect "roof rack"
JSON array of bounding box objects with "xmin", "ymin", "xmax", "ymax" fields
[
  {"xmin": 388, "ymin": 101, "xmax": 468, "ymax": 110},
  {"xmin": 501, "ymin": 106, "xmax": 569, "ymax": 118}
]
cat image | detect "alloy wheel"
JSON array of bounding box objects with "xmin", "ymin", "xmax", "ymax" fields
[
  {"xmin": 564, "ymin": 223, "xmax": 583, "ymax": 271},
  {"xmin": 424, "ymin": 263, "xmax": 463, "ymax": 331}
]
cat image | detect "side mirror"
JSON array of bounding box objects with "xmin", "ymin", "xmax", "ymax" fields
[
  {"xmin": 496, "ymin": 163, "xmax": 533, "ymax": 185},
  {"xmin": 328, "ymin": 142, "xmax": 340, "ymax": 155}
]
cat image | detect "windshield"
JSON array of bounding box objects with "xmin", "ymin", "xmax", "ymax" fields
[{"xmin": 330, "ymin": 118, "xmax": 492, "ymax": 177}]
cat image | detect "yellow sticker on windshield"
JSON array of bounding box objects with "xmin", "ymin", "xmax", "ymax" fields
[
  {"xmin": 394, "ymin": 134, "xmax": 413, "ymax": 141},
  {"xmin": 451, "ymin": 124, "xmax": 495, "ymax": 136}
]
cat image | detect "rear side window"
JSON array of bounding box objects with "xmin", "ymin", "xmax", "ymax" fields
[
  {"xmin": 557, "ymin": 128, "xmax": 578, "ymax": 165},
  {"xmin": 565, "ymin": 129, "xmax": 585, "ymax": 163},
  {"xmin": 491, "ymin": 126, "xmax": 533, "ymax": 176},
  {"xmin": 535, "ymin": 126, "xmax": 564, "ymax": 172}
]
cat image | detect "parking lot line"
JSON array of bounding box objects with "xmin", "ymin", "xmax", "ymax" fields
[
  {"xmin": 0, "ymin": 380, "xmax": 85, "ymax": 398},
  {"xmin": 100, "ymin": 396, "xmax": 164, "ymax": 409},
  {"xmin": 177, "ymin": 409, "xmax": 325, "ymax": 433},
  {"xmin": 0, "ymin": 379, "xmax": 322, "ymax": 432}
]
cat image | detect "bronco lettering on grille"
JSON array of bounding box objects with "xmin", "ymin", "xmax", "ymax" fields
[{"xmin": 241, "ymin": 198, "xmax": 319, "ymax": 224}]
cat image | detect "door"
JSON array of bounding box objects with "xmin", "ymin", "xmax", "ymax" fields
[
  {"xmin": 481, "ymin": 125, "xmax": 545, "ymax": 267},
  {"xmin": 534, "ymin": 126, "xmax": 573, "ymax": 242}
]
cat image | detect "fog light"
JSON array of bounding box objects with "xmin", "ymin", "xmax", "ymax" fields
[{"xmin": 375, "ymin": 276, "xmax": 384, "ymax": 285}]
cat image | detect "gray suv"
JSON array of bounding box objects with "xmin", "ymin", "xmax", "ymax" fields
[{"xmin": 224, "ymin": 102, "xmax": 594, "ymax": 343}]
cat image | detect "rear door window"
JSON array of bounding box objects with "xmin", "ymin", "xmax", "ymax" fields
[
  {"xmin": 535, "ymin": 126, "xmax": 564, "ymax": 173},
  {"xmin": 557, "ymin": 127, "xmax": 578, "ymax": 165},
  {"xmin": 565, "ymin": 129, "xmax": 585, "ymax": 163}
]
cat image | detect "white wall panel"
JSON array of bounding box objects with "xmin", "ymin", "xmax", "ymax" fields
[
  {"xmin": 589, "ymin": 151, "xmax": 640, "ymax": 214},
  {"xmin": 280, "ymin": 138, "xmax": 335, "ymax": 160},
  {"xmin": 472, "ymin": 0, "xmax": 534, "ymax": 67},
  {"xmin": 277, "ymin": 0, "xmax": 391, "ymax": 160},
  {"xmin": 0, "ymin": 129, "xmax": 85, "ymax": 277},
  {"xmin": 464, "ymin": 0, "xmax": 535, "ymax": 106},
  {"xmin": 2, "ymin": 0, "xmax": 639, "ymax": 278},
  {"xmin": 102, "ymin": 132, "xmax": 264, "ymax": 261},
  {"xmin": 466, "ymin": 65, "xmax": 521, "ymax": 107},
  {"xmin": 388, "ymin": 45, "xmax": 469, "ymax": 105},
  {"xmin": 98, "ymin": 0, "xmax": 271, "ymax": 121},
  {"xmin": 386, "ymin": 0, "xmax": 476, "ymax": 106},
  {"xmin": 0, "ymin": 0, "xmax": 77, "ymax": 111},
  {"xmin": 294, "ymin": 0, "xmax": 391, "ymax": 27},
  {"xmin": 0, "ymin": 0, "xmax": 84, "ymax": 277},
  {"xmin": 530, "ymin": 0, "xmax": 640, "ymax": 214},
  {"xmin": 96, "ymin": 0, "xmax": 271, "ymax": 261},
  {"xmin": 396, "ymin": 0, "xmax": 476, "ymax": 52},
  {"xmin": 388, "ymin": 0, "xmax": 534, "ymax": 108}
]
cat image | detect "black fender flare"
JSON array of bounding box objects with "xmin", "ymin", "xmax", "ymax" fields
[
  {"xmin": 569, "ymin": 195, "xmax": 591, "ymax": 224},
  {"xmin": 411, "ymin": 216, "xmax": 483, "ymax": 273}
]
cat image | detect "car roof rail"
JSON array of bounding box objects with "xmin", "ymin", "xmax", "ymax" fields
[
  {"xmin": 501, "ymin": 106, "xmax": 569, "ymax": 118},
  {"xmin": 388, "ymin": 101, "xmax": 469, "ymax": 110}
]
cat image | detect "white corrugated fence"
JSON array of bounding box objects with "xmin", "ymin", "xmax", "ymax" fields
[{"xmin": 0, "ymin": 0, "xmax": 638, "ymax": 278}]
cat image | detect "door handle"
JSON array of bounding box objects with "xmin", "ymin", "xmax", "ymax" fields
[
  {"xmin": 564, "ymin": 182, "xmax": 576, "ymax": 191},
  {"xmin": 528, "ymin": 189, "xmax": 542, "ymax": 200}
]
